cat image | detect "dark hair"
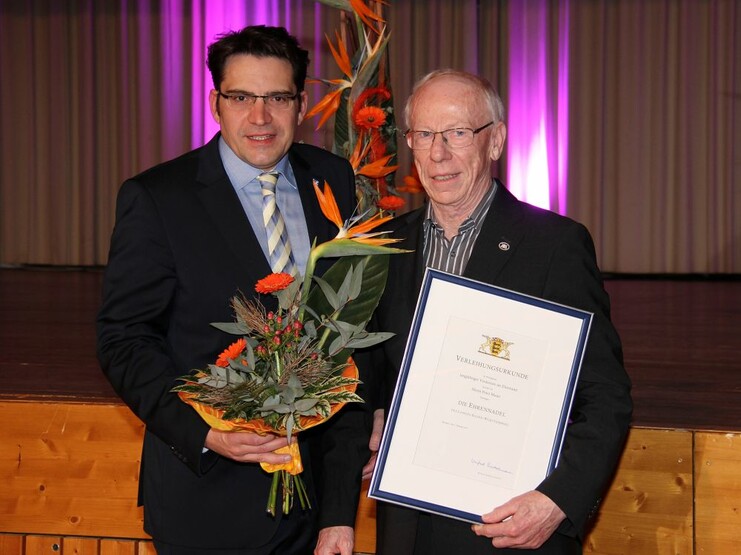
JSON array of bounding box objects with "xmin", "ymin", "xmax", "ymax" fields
[{"xmin": 206, "ymin": 25, "xmax": 310, "ymax": 92}]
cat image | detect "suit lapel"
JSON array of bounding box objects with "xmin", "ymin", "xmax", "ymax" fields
[
  {"xmin": 392, "ymin": 183, "xmax": 529, "ymax": 294},
  {"xmin": 195, "ymin": 134, "xmax": 271, "ymax": 276},
  {"xmin": 390, "ymin": 207, "xmax": 427, "ymax": 310},
  {"xmin": 463, "ymin": 181, "xmax": 528, "ymax": 284}
]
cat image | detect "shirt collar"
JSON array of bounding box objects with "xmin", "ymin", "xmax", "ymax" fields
[
  {"xmin": 218, "ymin": 136, "xmax": 295, "ymax": 190},
  {"xmin": 423, "ymin": 179, "xmax": 498, "ymax": 235}
]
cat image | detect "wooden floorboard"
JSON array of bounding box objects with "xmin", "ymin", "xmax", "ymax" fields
[{"xmin": 0, "ymin": 268, "xmax": 739, "ymax": 431}]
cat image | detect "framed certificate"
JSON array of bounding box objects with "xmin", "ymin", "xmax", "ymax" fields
[{"xmin": 368, "ymin": 268, "xmax": 593, "ymax": 524}]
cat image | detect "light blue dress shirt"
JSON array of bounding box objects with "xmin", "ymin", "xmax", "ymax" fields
[{"xmin": 218, "ymin": 138, "xmax": 311, "ymax": 275}]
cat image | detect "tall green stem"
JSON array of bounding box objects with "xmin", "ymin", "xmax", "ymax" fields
[
  {"xmin": 273, "ymin": 351, "xmax": 282, "ymax": 379},
  {"xmin": 297, "ymin": 249, "xmax": 319, "ymax": 322}
]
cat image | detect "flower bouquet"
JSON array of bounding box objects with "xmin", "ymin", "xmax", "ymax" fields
[
  {"xmin": 173, "ymin": 180, "xmax": 406, "ymax": 516},
  {"xmin": 307, "ymin": 0, "xmax": 403, "ymax": 215}
]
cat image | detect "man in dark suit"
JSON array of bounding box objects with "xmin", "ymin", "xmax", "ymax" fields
[
  {"xmin": 97, "ymin": 26, "xmax": 365, "ymax": 554},
  {"xmin": 362, "ymin": 70, "xmax": 632, "ymax": 554}
]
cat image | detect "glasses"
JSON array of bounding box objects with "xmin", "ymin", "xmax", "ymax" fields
[
  {"xmin": 404, "ymin": 121, "xmax": 495, "ymax": 150},
  {"xmin": 217, "ymin": 91, "xmax": 300, "ymax": 111}
]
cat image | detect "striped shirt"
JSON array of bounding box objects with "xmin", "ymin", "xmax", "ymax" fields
[{"xmin": 422, "ymin": 181, "xmax": 498, "ymax": 274}]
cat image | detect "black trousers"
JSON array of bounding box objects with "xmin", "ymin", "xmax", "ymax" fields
[
  {"xmin": 153, "ymin": 510, "xmax": 315, "ymax": 555},
  {"xmin": 377, "ymin": 503, "xmax": 581, "ymax": 555}
]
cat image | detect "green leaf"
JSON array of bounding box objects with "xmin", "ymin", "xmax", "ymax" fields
[
  {"xmin": 313, "ymin": 275, "xmax": 341, "ymax": 310},
  {"xmin": 347, "ymin": 258, "xmax": 366, "ymax": 300},
  {"xmin": 294, "ymin": 398, "xmax": 320, "ymax": 413},
  {"xmin": 344, "ymin": 331, "xmax": 395, "ymax": 349},
  {"xmin": 305, "ymin": 254, "xmax": 391, "ymax": 364},
  {"xmin": 313, "ymin": 238, "xmax": 408, "ymax": 259},
  {"xmin": 314, "ymin": 0, "xmax": 352, "ymax": 12},
  {"xmin": 210, "ymin": 322, "xmax": 250, "ymax": 335},
  {"xmin": 287, "ymin": 373, "xmax": 303, "ymax": 390},
  {"xmin": 334, "ymin": 87, "xmax": 352, "ymax": 158},
  {"xmin": 245, "ymin": 342, "xmax": 255, "ymax": 370},
  {"xmin": 303, "ymin": 319, "xmax": 318, "ymax": 339},
  {"xmin": 328, "ymin": 335, "xmax": 345, "ymax": 357},
  {"xmin": 335, "ymin": 263, "xmax": 355, "ymax": 304},
  {"xmin": 275, "ymin": 277, "xmax": 302, "ymax": 311},
  {"xmin": 261, "ymin": 402, "xmax": 291, "ymax": 415},
  {"xmin": 285, "ymin": 413, "xmax": 295, "ymax": 442}
]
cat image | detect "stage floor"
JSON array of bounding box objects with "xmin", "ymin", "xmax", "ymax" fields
[{"xmin": 1, "ymin": 267, "xmax": 739, "ymax": 432}]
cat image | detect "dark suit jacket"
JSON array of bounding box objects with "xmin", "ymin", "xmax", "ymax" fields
[
  {"xmin": 367, "ymin": 181, "xmax": 632, "ymax": 551},
  {"xmin": 97, "ymin": 134, "xmax": 367, "ymax": 549}
]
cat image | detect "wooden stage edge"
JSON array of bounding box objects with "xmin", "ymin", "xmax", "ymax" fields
[
  {"xmin": 1, "ymin": 267, "xmax": 740, "ymax": 554},
  {"xmin": 1, "ymin": 266, "xmax": 740, "ymax": 431}
]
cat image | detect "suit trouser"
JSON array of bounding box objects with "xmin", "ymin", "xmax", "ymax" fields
[
  {"xmin": 377, "ymin": 502, "xmax": 582, "ymax": 555},
  {"xmin": 153, "ymin": 509, "xmax": 316, "ymax": 555}
]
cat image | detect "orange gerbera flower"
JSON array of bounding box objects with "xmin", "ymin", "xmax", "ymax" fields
[
  {"xmin": 377, "ymin": 195, "xmax": 405, "ymax": 212},
  {"xmin": 398, "ymin": 174, "xmax": 424, "ymax": 194},
  {"xmin": 215, "ymin": 338, "xmax": 246, "ymax": 368},
  {"xmin": 354, "ymin": 106, "xmax": 386, "ymax": 130},
  {"xmin": 255, "ymin": 273, "xmax": 295, "ymax": 294},
  {"xmin": 398, "ymin": 164, "xmax": 424, "ymax": 194}
]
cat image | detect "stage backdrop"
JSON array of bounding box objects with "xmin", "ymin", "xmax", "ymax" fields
[{"xmin": 0, "ymin": 0, "xmax": 738, "ymax": 272}]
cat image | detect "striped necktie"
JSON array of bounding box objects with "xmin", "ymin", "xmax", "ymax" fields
[{"xmin": 258, "ymin": 172, "xmax": 296, "ymax": 275}]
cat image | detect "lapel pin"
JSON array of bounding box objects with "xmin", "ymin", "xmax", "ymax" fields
[{"xmin": 498, "ymin": 241, "xmax": 510, "ymax": 251}]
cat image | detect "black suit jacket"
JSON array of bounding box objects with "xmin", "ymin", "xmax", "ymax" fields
[
  {"xmin": 97, "ymin": 134, "xmax": 366, "ymax": 549},
  {"xmin": 367, "ymin": 182, "xmax": 632, "ymax": 550}
]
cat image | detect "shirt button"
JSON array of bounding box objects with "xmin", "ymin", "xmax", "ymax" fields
[{"xmin": 450, "ymin": 251, "xmax": 456, "ymax": 257}]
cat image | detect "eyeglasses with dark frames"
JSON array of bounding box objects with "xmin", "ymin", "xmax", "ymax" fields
[{"xmin": 217, "ymin": 91, "xmax": 300, "ymax": 111}]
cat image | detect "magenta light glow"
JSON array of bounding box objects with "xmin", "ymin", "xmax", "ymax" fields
[
  {"xmin": 190, "ymin": 1, "xmax": 298, "ymax": 146},
  {"xmin": 506, "ymin": 0, "xmax": 569, "ymax": 213},
  {"xmin": 193, "ymin": 1, "xmax": 249, "ymax": 145}
]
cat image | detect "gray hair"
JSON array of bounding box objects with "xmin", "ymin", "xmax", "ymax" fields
[{"xmin": 403, "ymin": 69, "xmax": 505, "ymax": 129}]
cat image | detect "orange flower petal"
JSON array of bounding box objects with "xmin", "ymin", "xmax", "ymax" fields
[
  {"xmin": 313, "ymin": 180, "xmax": 344, "ymax": 229},
  {"xmin": 354, "ymin": 106, "xmax": 386, "ymax": 130},
  {"xmin": 377, "ymin": 195, "xmax": 405, "ymax": 211},
  {"xmin": 350, "ymin": 0, "xmax": 386, "ymax": 30},
  {"xmin": 356, "ymin": 155, "xmax": 398, "ymax": 178},
  {"xmin": 255, "ymin": 273, "xmax": 295, "ymax": 294},
  {"xmin": 345, "ymin": 212, "xmax": 394, "ymax": 238},
  {"xmin": 215, "ymin": 338, "xmax": 247, "ymax": 367},
  {"xmin": 328, "ymin": 30, "xmax": 353, "ymax": 78},
  {"xmin": 349, "ymin": 138, "xmax": 371, "ymax": 171},
  {"xmin": 306, "ymin": 88, "xmax": 345, "ymax": 130}
]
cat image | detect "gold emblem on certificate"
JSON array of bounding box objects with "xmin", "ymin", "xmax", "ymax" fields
[{"xmin": 479, "ymin": 335, "xmax": 514, "ymax": 360}]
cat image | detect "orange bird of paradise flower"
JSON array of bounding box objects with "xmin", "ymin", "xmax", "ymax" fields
[
  {"xmin": 306, "ymin": 4, "xmax": 390, "ymax": 131},
  {"xmin": 298, "ymin": 178, "xmax": 408, "ymax": 318},
  {"xmin": 312, "ymin": 179, "xmax": 399, "ymax": 247}
]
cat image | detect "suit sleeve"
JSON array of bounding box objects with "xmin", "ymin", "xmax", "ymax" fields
[
  {"xmin": 535, "ymin": 222, "xmax": 632, "ymax": 538},
  {"xmin": 96, "ymin": 179, "xmax": 211, "ymax": 474}
]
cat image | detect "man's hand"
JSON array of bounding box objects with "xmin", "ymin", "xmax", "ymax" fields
[
  {"xmin": 361, "ymin": 408, "xmax": 384, "ymax": 480},
  {"xmin": 314, "ymin": 525, "xmax": 354, "ymax": 555},
  {"xmin": 204, "ymin": 429, "xmax": 291, "ymax": 464},
  {"xmin": 471, "ymin": 491, "xmax": 566, "ymax": 549}
]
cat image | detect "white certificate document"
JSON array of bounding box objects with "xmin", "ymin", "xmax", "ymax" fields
[{"xmin": 369, "ymin": 269, "xmax": 592, "ymax": 523}]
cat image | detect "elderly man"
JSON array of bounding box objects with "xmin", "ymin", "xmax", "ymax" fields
[{"xmin": 363, "ymin": 69, "xmax": 632, "ymax": 554}]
